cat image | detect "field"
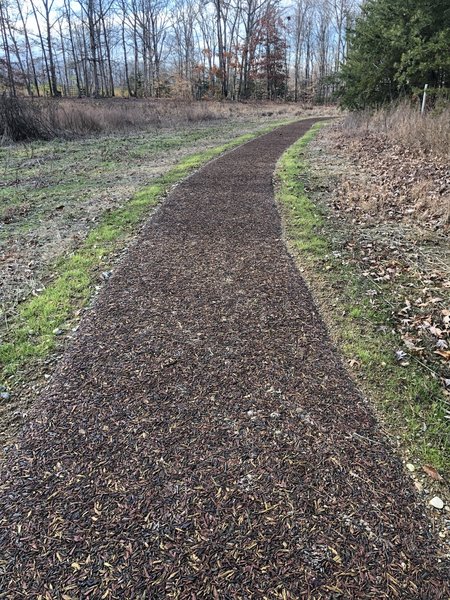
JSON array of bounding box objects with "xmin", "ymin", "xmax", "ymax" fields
[{"xmin": 0, "ymin": 100, "xmax": 335, "ymax": 446}]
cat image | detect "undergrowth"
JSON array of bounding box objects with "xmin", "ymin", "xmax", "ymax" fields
[
  {"xmin": 343, "ymin": 101, "xmax": 450, "ymax": 159},
  {"xmin": 0, "ymin": 96, "xmax": 316, "ymax": 141},
  {"xmin": 276, "ymin": 123, "xmax": 450, "ymax": 475}
]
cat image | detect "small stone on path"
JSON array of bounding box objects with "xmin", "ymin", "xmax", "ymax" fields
[{"xmin": 429, "ymin": 496, "xmax": 444, "ymax": 510}]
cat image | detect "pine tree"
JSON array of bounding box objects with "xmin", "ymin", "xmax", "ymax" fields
[{"xmin": 339, "ymin": 0, "xmax": 450, "ymax": 109}]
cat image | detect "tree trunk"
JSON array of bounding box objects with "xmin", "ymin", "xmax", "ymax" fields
[
  {"xmin": 45, "ymin": 3, "xmax": 58, "ymax": 95},
  {"xmin": 215, "ymin": 0, "xmax": 227, "ymax": 98},
  {"xmin": 121, "ymin": 5, "xmax": 132, "ymax": 97},
  {"xmin": 64, "ymin": 0, "xmax": 82, "ymax": 96},
  {"xmin": 87, "ymin": 0, "xmax": 100, "ymax": 97},
  {"xmin": 30, "ymin": 0, "xmax": 52, "ymax": 95},
  {"xmin": 16, "ymin": 1, "xmax": 40, "ymax": 96},
  {"xmin": 0, "ymin": 3, "xmax": 16, "ymax": 96}
]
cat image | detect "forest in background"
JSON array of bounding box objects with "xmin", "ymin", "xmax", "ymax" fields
[
  {"xmin": 1, "ymin": 0, "xmax": 449, "ymax": 107},
  {"xmin": 0, "ymin": 0, "xmax": 355, "ymax": 103}
]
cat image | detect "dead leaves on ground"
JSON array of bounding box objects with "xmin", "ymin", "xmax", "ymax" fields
[
  {"xmin": 331, "ymin": 131, "xmax": 449, "ymax": 232},
  {"xmin": 312, "ymin": 126, "xmax": 450, "ymax": 397},
  {"xmin": 422, "ymin": 464, "xmax": 444, "ymax": 482}
]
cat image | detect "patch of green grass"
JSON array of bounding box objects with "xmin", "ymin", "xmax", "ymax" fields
[
  {"xmin": 276, "ymin": 123, "xmax": 450, "ymax": 475},
  {"xmin": 0, "ymin": 120, "xmax": 288, "ymax": 247},
  {"xmin": 1, "ymin": 120, "xmax": 291, "ymax": 385}
]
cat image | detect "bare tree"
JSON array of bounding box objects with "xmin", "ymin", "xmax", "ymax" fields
[
  {"xmin": 30, "ymin": 0, "xmax": 60, "ymax": 95},
  {"xmin": 0, "ymin": 1, "xmax": 16, "ymax": 95},
  {"xmin": 0, "ymin": 0, "xmax": 358, "ymax": 101},
  {"xmin": 16, "ymin": 0, "xmax": 41, "ymax": 95}
]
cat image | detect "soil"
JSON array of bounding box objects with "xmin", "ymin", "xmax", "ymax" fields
[{"xmin": 0, "ymin": 119, "xmax": 448, "ymax": 598}]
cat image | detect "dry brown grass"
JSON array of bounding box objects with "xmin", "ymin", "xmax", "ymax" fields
[
  {"xmin": 0, "ymin": 96, "xmax": 339, "ymax": 142},
  {"xmin": 55, "ymin": 98, "xmax": 229, "ymax": 133},
  {"xmin": 343, "ymin": 102, "xmax": 450, "ymax": 159},
  {"xmin": 333, "ymin": 102, "xmax": 450, "ymax": 230},
  {"xmin": 0, "ymin": 97, "xmax": 229, "ymax": 140},
  {"xmin": 54, "ymin": 98, "xmax": 338, "ymax": 129}
]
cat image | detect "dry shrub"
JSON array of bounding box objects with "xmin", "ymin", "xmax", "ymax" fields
[
  {"xmin": 343, "ymin": 102, "xmax": 450, "ymax": 158},
  {"xmin": 0, "ymin": 96, "xmax": 57, "ymax": 141}
]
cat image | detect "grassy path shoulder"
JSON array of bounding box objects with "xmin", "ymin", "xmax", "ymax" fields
[
  {"xmin": 0, "ymin": 121, "xmax": 292, "ymax": 390},
  {"xmin": 276, "ymin": 123, "xmax": 450, "ymax": 484}
]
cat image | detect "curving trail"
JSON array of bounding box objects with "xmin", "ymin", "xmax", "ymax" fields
[{"xmin": 1, "ymin": 119, "xmax": 448, "ymax": 598}]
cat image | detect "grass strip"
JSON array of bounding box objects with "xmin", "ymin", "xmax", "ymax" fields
[
  {"xmin": 276, "ymin": 122, "xmax": 450, "ymax": 475},
  {"xmin": 0, "ymin": 121, "xmax": 290, "ymax": 385}
]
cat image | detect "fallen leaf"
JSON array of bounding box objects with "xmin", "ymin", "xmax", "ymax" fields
[
  {"xmin": 395, "ymin": 350, "xmax": 407, "ymax": 362},
  {"xmin": 402, "ymin": 337, "xmax": 424, "ymax": 353},
  {"xmin": 422, "ymin": 464, "xmax": 443, "ymax": 481},
  {"xmin": 428, "ymin": 325, "xmax": 443, "ymax": 337}
]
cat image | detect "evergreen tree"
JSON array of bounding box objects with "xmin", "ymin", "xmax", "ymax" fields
[{"xmin": 339, "ymin": 0, "xmax": 450, "ymax": 109}]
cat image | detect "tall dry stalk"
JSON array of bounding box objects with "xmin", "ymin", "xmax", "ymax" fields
[{"xmin": 343, "ymin": 102, "xmax": 450, "ymax": 159}]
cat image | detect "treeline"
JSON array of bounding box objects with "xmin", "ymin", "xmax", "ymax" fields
[
  {"xmin": 340, "ymin": 0, "xmax": 450, "ymax": 109},
  {"xmin": 0, "ymin": 0, "xmax": 357, "ymax": 102}
]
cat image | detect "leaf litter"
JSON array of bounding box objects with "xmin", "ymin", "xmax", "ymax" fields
[{"xmin": 308, "ymin": 124, "xmax": 450, "ymax": 427}]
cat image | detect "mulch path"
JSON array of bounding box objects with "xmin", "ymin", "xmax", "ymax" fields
[{"xmin": 1, "ymin": 119, "xmax": 448, "ymax": 598}]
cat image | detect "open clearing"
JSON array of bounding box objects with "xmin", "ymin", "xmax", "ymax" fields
[
  {"xmin": 1, "ymin": 105, "xmax": 325, "ymax": 446},
  {"xmin": 0, "ymin": 120, "xmax": 448, "ymax": 597}
]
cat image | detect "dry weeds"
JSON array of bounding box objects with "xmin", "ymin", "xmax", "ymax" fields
[
  {"xmin": 1, "ymin": 97, "xmax": 339, "ymax": 141},
  {"xmin": 335, "ymin": 109, "xmax": 450, "ymax": 230},
  {"xmin": 308, "ymin": 122, "xmax": 450, "ymax": 412},
  {"xmin": 343, "ymin": 103, "xmax": 450, "ymax": 160}
]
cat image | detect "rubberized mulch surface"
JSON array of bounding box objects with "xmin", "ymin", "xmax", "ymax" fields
[{"xmin": 1, "ymin": 119, "xmax": 449, "ymax": 599}]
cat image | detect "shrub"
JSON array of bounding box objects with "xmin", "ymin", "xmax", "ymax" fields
[{"xmin": 0, "ymin": 95, "xmax": 56, "ymax": 141}]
